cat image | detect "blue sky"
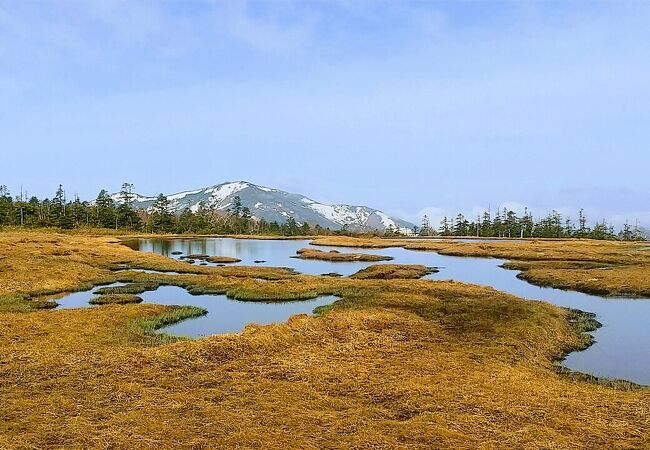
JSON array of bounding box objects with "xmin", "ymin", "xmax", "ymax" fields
[{"xmin": 1, "ymin": 0, "xmax": 649, "ymax": 226}]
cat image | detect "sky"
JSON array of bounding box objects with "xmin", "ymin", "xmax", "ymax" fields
[{"xmin": 1, "ymin": 0, "xmax": 649, "ymax": 227}]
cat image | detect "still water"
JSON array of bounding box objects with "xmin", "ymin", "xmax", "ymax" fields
[
  {"xmin": 54, "ymin": 282, "xmax": 337, "ymax": 338},
  {"xmin": 122, "ymin": 237, "xmax": 650, "ymax": 385}
]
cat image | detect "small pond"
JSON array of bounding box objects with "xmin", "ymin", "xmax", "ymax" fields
[{"xmin": 53, "ymin": 282, "xmax": 337, "ymax": 337}]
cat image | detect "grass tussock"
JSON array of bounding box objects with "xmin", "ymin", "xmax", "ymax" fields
[
  {"xmin": 295, "ymin": 247, "xmax": 393, "ymax": 262},
  {"xmin": 350, "ymin": 264, "xmax": 438, "ymax": 279},
  {"xmin": 206, "ymin": 255, "xmax": 242, "ymax": 263},
  {"xmin": 183, "ymin": 253, "xmax": 210, "ymax": 259},
  {"xmin": 94, "ymin": 282, "xmax": 160, "ymax": 295},
  {"xmin": 0, "ymin": 294, "xmax": 57, "ymax": 312},
  {"xmin": 89, "ymin": 294, "xmax": 143, "ymax": 305},
  {"xmin": 1, "ymin": 231, "xmax": 649, "ymax": 448},
  {"xmin": 133, "ymin": 305, "xmax": 207, "ymax": 343},
  {"xmin": 564, "ymin": 308, "xmax": 602, "ymax": 351},
  {"xmin": 226, "ymin": 286, "xmax": 321, "ymax": 301}
]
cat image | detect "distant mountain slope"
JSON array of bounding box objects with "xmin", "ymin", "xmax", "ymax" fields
[{"xmin": 111, "ymin": 181, "xmax": 415, "ymax": 233}]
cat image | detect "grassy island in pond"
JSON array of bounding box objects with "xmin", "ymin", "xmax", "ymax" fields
[
  {"xmin": 181, "ymin": 254, "xmax": 242, "ymax": 264},
  {"xmin": 295, "ymin": 247, "xmax": 393, "ymax": 262},
  {"xmin": 206, "ymin": 255, "xmax": 242, "ymax": 263},
  {"xmin": 350, "ymin": 264, "xmax": 438, "ymax": 279},
  {"xmin": 89, "ymin": 293, "xmax": 144, "ymax": 305}
]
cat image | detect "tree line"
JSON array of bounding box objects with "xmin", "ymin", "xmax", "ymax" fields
[
  {"xmin": 0, "ymin": 184, "xmax": 343, "ymax": 236},
  {"xmin": 418, "ymin": 207, "xmax": 645, "ymax": 241},
  {"xmin": 1, "ymin": 184, "xmax": 645, "ymax": 240}
]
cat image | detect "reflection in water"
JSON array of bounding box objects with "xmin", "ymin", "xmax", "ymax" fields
[
  {"xmin": 54, "ymin": 282, "xmax": 337, "ymax": 337},
  {"xmin": 55, "ymin": 283, "xmax": 127, "ymax": 309},
  {"xmin": 124, "ymin": 237, "xmax": 650, "ymax": 385},
  {"xmin": 142, "ymin": 286, "xmax": 336, "ymax": 337},
  {"xmin": 124, "ymin": 238, "xmax": 375, "ymax": 275}
]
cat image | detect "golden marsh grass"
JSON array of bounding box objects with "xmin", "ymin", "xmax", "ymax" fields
[
  {"xmin": 0, "ymin": 230, "xmax": 649, "ymax": 448},
  {"xmin": 295, "ymin": 247, "xmax": 393, "ymax": 262}
]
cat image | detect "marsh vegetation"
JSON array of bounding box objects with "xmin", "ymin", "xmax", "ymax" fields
[
  {"xmin": 89, "ymin": 293, "xmax": 143, "ymax": 305},
  {"xmin": 294, "ymin": 247, "xmax": 393, "ymax": 261},
  {"xmin": 0, "ymin": 231, "xmax": 649, "ymax": 448}
]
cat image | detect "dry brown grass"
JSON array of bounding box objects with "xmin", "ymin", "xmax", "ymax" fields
[
  {"xmin": 500, "ymin": 260, "xmax": 650, "ymax": 297},
  {"xmin": 295, "ymin": 247, "xmax": 393, "ymax": 262},
  {"xmin": 310, "ymin": 236, "xmax": 650, "ymax": 264},
  {"xmin": 89, "ymin": 294, "xmax": 144, "ymax": 305},
  {"xmin": 350, "ymin": 264, "xmax": 437, "ymax": 279},
  {"xmin": 0, "ymin": 231, "xmax": 295, "ymax": 308},
  {"xmin": 206, "ymin": 255, "xmax": 242, "ymax": 263},
  {"xmin": 311, "ymin": 236, "xmax": 650, "ymax": 297},
  {"xmin": 0, "ymin": 231, "xmax": 649, "ymax": 448}
]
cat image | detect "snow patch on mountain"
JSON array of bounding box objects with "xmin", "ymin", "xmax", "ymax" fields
[
  {"xmin": 168, "ymin": 188, "xmax": 203, "ymax": 201},
  {"xmin": 205, "ymin": 181, "xmax": 249, "ymax": 202},
  {"xmin": 308, "ymin": 203, "xmax": 369, "ymax": 226},
  {"xmin": 376, "ymin": 212, "xmax": 395, "ymax": 228}
]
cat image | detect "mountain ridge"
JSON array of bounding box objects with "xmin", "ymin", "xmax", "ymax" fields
[{"xmin": 111, "ymin": 181, "xmax": 415, "ymax": 233}]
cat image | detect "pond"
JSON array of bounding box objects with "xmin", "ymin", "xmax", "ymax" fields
[
  {"xmin": 122, "ymin": 237, "xmax": 650, "ymax": 385},
  {"xmin": 53, "ymin": 282, "xmax": 337, "ymax": 337}
]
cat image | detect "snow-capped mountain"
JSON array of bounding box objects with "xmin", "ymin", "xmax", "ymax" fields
[{"xmin": 111, "ymin": 181, "xmax": 415, "ymax": 233}]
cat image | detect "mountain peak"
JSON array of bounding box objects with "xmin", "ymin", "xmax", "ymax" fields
[{"xmin": 113, "ymin": 181, "xmax": 415, "ymax": 233}]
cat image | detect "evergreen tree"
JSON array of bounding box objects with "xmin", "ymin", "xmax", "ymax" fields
[
  {"xmin": 151, "ymin": 194, "xmax": 173, "ymax": 232},
  {"xmin": 504, "ymin": 209, "xmax": 518, "ymax": 238},
  {"xmin": 590, "ymin": 220, "xmax": 613, "ymax": 240},
  {"xmin": 619, "ymin": 221, "xmax": 634, "ymax": 241},
  {"xmin": 439, "ymin": 216, "xmax": 451, "ymax": 236},
  {"xmin": 95, "ymin": 190, "xmax": 116, "ymax": 228},
  {"xmin": 70, "ymin": 196, "xmax": 87, "ymax": 228},
  {"xmin": 28, "ymin": 196, "xmax": 42, "ymax": 226},
  {"xmin": 116, "ymin": 183, "xmax": 141, "ymax": 229},
  {"xmin": 300, "ymin": 221, "xmax": 311, "ymax": 235},
  {"xmin": 421, "ymin": 215, "xmax": 431, "ymax": 236},
  {"xmin": 230, "ymin": 195, "xmax": 243, "ymax": 217},
  {"xmin": 284, "ymin": 217, "xmax": 299, "ymax": 235},
  {"xmin": 453, "ymin": 213, "xmax": 468, "ymax": 236},
  {"xmin": 492, "ymin": 210, "xmax": 502, "ymax": 237},
  {"xmin": 0, "ymin": 185, "xmax": 13, "ymax": 225},
  {"xmin": 520, "ymin": 208, "xmax": 533, "ymax": 238},
  {"xmin": 480, "ymin": 210, "xmax": 492, "ymax": 237},
  {"xmin": 577, "ymin": 209, "xmax": 589, "ymax": 237},
  {"xmin": 50, "ymin": 184, "xmax": 66, "ymax": 225},
  {"xmin": 564, "ymin": 217, "xmax": 575, "ymax": 237},
  {"xmin": 119, "ymin": 183, "xmax": 135, "ymax": 206},
  {"xmin": 177, "ymin": 208, "xmax": 195, "ymax": 233}
]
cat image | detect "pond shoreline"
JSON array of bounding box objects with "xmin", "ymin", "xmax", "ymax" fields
[{"xmin": 119, "ymin": 235, "xmax": 650, "ymax": 385}]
